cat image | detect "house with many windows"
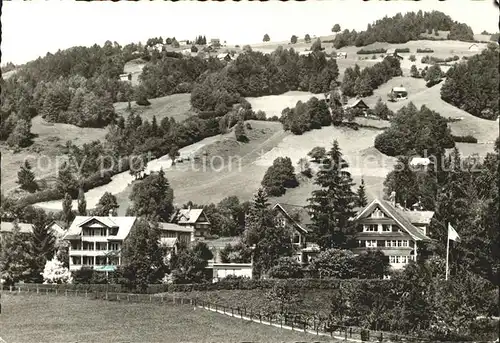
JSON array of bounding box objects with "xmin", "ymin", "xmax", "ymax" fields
[
  {"xmin": 64, "ymin": 208, "xmax": 211, "ymax": 273},
  {"xmin": 352, "ymin": 197, "xmax": 434, "ymax": 269}
]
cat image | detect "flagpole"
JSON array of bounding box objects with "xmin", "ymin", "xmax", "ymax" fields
[{"xmin": 445, "ymin": 223, "xmax": 450, "ymax": 281}]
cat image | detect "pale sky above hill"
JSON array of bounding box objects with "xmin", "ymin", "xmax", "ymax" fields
[{"xmin": 2, "ymin": 0, "xmax": 498, "ymax": 65}]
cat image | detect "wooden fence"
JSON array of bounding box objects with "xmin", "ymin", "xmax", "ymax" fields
[{"xmin": 5, "ymin": 285, "xmax": 434, "ymax": 343}]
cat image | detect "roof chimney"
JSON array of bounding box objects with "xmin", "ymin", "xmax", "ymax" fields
[{"xmin": 389, "ymin": 191, "xmax": 396, "ymax": 207}]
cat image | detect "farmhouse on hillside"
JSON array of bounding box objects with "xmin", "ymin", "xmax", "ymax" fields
[
  {"xmin": 468, "ymin": 44, "xmax": 479, "ymax": 52},
  {"xmin": 385, "ymin": 48, "xmax": 404, "ymax": 60},
  {"xmin": 119, "ymin": 73, "xmax": 132, "ymax": 82},
  {"xmin": 335, "ymin": 52, "xmax": 348, "ymax": 59},
  {"xmin": 391, "ymin": 86, "xmax": 408, "ymax": 100},
  {"xmin": 344, "ymin": 98, "xmax": 370, "ymax": 114},
  {"xmin": 352, "ymin": 194, "xmax": 434, "ymax": 270}
]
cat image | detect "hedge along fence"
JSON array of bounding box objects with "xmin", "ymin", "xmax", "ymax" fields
[
  {"xmin": 394, "ymin": 48, "xmax": 410, "ymax": 53},
  {"xmin": 452, "ymin": 134, "xmax": 478, "ymax": 143},
  {"xmin": 357, "ymin": 48, "xmax": 387, "ymax": 55},
  {"xmin": 12, "ymin": 278, "xmax": 392, "ymax": 294}
]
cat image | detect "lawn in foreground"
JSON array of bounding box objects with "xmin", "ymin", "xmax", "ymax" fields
[{"xmin": 0, "ymin": 294, "xmax": 332, "ymax": 343}]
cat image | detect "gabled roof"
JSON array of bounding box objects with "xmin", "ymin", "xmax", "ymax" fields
[
  {"xmin": 273, "ymin": 203, "xmax": 311, "ymax": 233},
  {"xmin": 409, "ymin": 157, "xmax": 431, "ymax": 166},
  {"xmin": 176, "ymin": 208, "xmax": 206, "ymax": 224},
  {"xmin": 386, "ymin": 48, "xmax": 396, "ymax": 54},
  {"xmin": 347, "ymin": 99, "xmax": 369, "ymax": 109},
  {"xmin": 158, "ymin": 222, "xmax": 193, "ymax": 233},
  {"xmin": 392, "ymin": 87, "xmax": 407, "ymax": 92},
  {"xmin": 0, "ymin": 221, "xmax": 33, "ymax": 234},
  {"xmin": 354, "ymin": 199, "xmax": 431, "ymax": 241},
  {"xmin": 64, "ymin": 216, "xmax": 137, "ymax": 241}
]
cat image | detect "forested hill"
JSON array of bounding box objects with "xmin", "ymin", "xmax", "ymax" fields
[
  {"xmin": 440, "ymin": 44, "xmax": 499, "ymax": 120},
  {"xmin": 333, "ymin": 10, "xmax": 474, "ymax": 48}
]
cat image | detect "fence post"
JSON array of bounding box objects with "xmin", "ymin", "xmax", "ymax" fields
[
  {"xmin": 9, "ymin": 286, "xmax": 12, "ymax": 292},
  {"xmin": 150, "ymin": 295, "xmax": 152, "ymax": 303},
  {"xmin": 37, "ymin": 285, "xmax": 39, "ymax": 294},
  {"xmin": 127, "ymin": 294, "xmax": 130, "ymax": 302},
  {"xmin": 105, "ymin": 291, "xmax": 108, "ymax": 300},
  {"xmin": 350, "ymin": 327, "xmax": 353, "ymax": 338},
  {"xmin": 231, "ymin": 307, "xmax": 234, "ymax": 317},
  {"xmin": 215, "ymin": 304, "xmax": 217, "ymax": 312},
  {"xmin": 379, "ymin": 332, "xmax": 383, "ymax": 342},
  {"xmin": 304, "ymin": 319, "xmax": 307, "ymax": 333},
  {"xmin": 85, "ymin": 290, "xmax": 88, "ymax": 298},
  {"xmin": 291, "ymin": 317, "xmax": 294, "ymax": 331},
  {"xmin": 172, "ymin": 296, "xmax": 175, "ymax": 304},
  {"xmin": 280, "ymin": 317, "xmax": 283, "ymax": 328},
  {"xmin": 259, "ymin": 314, "xmax": 262, "ymax": 323},
  {"xmin": 117, "ymin": 294, "xmax": 120, "ymax": 301},
  {"xmin": 18, "ymin": 287, "xmax": 20, "ymax": 294},
  {"xmin": 345, "ymin": 328, "xmax": 347, "ymax": 341}
]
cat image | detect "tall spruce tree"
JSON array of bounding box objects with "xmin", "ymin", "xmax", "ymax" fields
[
  {"xmin": 77, "ymin": 187, "xmax": 87, "ymax": 216},
  {"xmin": 121, "ymin": 218, "xmax": 165, "ymax": 292},
  {"xmin": 356, "ymin": 177, "xmax": 368, "ymax": 208},
  {"xmin": 244, "ymin": 188, "xmax": 293, "ymax": 278},
  {"xmin": 62, "ymin": 192, "xmax": 75, "ymax": 224},
  {"xmin": 0, "ymin": 222, "xmax": 36, "ymax": 285},
  {"xmin": 29, "ymin": 209, "xmax": 56, "ymax": 282},
  {"xmin": 18, "ymin": 160, "xmax": 38, "ymax": 193},
  {"xmin": 307, "ymin": 140, "xmax": 356, "ymax": 249}
]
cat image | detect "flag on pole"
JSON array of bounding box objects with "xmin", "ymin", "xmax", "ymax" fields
[{"xmin": 448, "ymin": 223, "xmax": 460, "ymax": 242}]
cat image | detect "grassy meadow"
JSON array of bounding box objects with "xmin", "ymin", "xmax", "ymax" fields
[{"xmin": 0, "ymin": 293, "xmax": 333, "ymax": 343}]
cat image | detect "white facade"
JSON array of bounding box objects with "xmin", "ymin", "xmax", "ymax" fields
[{"xmin": 211, "ymin": 263, "xmax": 253, "ymax": 281}]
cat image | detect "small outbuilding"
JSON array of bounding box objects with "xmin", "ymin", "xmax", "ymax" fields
[{"xmin": 391, "ymin": 86, "xmax": 408, "ymax": 100}]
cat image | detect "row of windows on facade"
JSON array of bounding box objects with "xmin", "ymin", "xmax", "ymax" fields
[
  {"xmin": 389, "ymin": 256, "xmax": 415, "ymax": 264},
  {"xmin": 361, "ymin": 240, "xmax": 411, "ymax": 248},
  {"xmin": 82, "ymin": 228, "xmax": 118, "ymax": 236},
  {"xmin": 71, "ymin": 256, "xmax": 119, "ymax": 266},
  {"xmin": 363, "ymin": 224, "xmax": 403, "ymax": 233},
  {"xmin": 71, "ymin": 242, "xmax": 120, "ymax": 251}
]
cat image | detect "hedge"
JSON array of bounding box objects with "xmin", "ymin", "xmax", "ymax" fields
[
  {"xmin": 356, "ymin": 48, "xmax": 387, "ymax": 55},
  {"xmin": 13, "ymin": 278, "xmax": 390, "ymax": 294},
  {"xmin": 452, "ymin": 135, "xmax": 478, "ymax": 143},
  {"xmin": 394, "ymin": 48, "xmax": 410, "ymax": 53},
  {"xmin": 416, "ymin": 48, "xmax": 434, "ymax": 53}
]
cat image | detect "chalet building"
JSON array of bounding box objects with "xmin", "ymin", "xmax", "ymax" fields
[
  {"xmin": 64, "ymin": 216, "xmax": 138, "ymax": 272},
  {"xmin": 352, "ymin": 196, "xmax": 433, "ymax": 270},
  {"xmin": 344, "ymin": 98, "xmax": 370, "ymax": 115},
  {"xmin": 172, "ymin": 207, "xmax": 211, "ymax": 240},
  {"xmin": 391, "ymin": 86, "xmax": 408, "ymax": 100},
  {"xmin": 336, "ymin": 52, "xmax": 348, "ymax": 59},
  {"xmin": 64, "ymin": 208, "xmax": 210, "ymax": 273},
  {"xmin": 273, "ymin": 203, "xmax": 319, "ymax": 264}
]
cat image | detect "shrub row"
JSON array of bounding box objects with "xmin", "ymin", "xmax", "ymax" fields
[
  {"xmin": 421, "ymin": 55, "xmax": 460, "ymax": 65},
  {"xmin": 416, "ymin": 48, "xmax": 434, "ymax": 53},
  {"xmin": 356, "ymin": 48, "xmax": 387, "ymax": 55},
  {"xmin": 452, "ymin": 134, "xmax": 478, "ymax": 143},
  {"xmin": 13, "ymin": 278, "xmax": 390, "ymax": 294},
  {"xmin": 394, "ymin": 48, "xmax": 410, "ymax": 53}
]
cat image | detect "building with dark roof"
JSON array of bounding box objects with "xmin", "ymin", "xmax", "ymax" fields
[{"xmin": 352, "ymin": 196, "xmax": 434, "ymax": 269}]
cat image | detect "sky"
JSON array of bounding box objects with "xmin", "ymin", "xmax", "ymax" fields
[{"xmin": 2, "ymin": 0, "xmax": 498, "ymax": 65}]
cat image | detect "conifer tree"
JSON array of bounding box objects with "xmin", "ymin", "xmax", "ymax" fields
[
  {"xmin": 57, "ymin": 161, "xmax": 78, "ymax": 197},
  {"xmin": 356, "ymin": 177, "xmax": 368, "ymax": 208},
  {"xmin": 62, "ymin": 192, "xmax": 75, "ymax": 225},
  {"xmin": 29, "ymin": 209, "xmax": 56, "ymax": 282},
  {"xmin": 0, "ymin": 222, "xmax": 36, "ymax": 285},
  {"xmin": 244, "ymin": 188, "xmax": 293, "ymax": 277},
  {"xmin": 77, "ymin": 187, "xmax": 87, "ymax": 216},
  {"xmin": 307, "ymin": 140, "xmax": 356, "ymax": 249},
  {"xmin": 121, "ymin": 218, "xmax": 165, "ymax": 292},
  {"xmin": 18, "ymin": 160, "xmax": 38, "ymax": 193}
]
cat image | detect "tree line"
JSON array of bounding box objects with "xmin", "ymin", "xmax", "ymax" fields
[
  {"xmin": 333, "ymin": 11, "xmax": 473, "ymax": 48},
  {"xmin": 190, "ymin": 48, "xmax": 340, "ymax": 114},
  {"xmin": 440, "ymin": 43, "xmax": 499, "ymax": 120}
]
